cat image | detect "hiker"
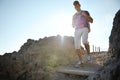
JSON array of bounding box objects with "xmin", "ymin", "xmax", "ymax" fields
[{"xmin": 72, "ymin": 1, "xmax": 93, "ymax": 67}]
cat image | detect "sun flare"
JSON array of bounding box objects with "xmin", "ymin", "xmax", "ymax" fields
[{"xmin": 53, "ymin": 12, "xmax": 72, "ymax": 37}]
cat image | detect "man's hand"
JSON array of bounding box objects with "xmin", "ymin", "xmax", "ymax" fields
[
  {"xmin": 82, "ymin": 12, "xmax": 93, "ymax": 23},
  {"xmin": 88, "ymin": 27, "xmax": 91, "ymax": 33}
]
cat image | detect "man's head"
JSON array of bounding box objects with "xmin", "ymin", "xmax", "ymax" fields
[
  {"xmin": 73, "ymin": 1, "xmax": 80, "ymax": 6},
  {"xmin": 73, "ymin": 1, "xmax": 81, "ymax": 11}
]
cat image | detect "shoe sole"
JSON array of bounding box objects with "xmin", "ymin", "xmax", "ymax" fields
[{"xmin": 74, "ymin": 64, "xmax": 84, "ymax": 68}]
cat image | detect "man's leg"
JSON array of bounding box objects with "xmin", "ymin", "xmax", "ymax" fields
[
  {"xmin": 82, "ymin": 28, "xmax": 91, "ymax": 61},
  {"xmin": 74, "ymin": 29, "xmax": 83, "ymax": 67},
  {"xmin": 76, "ymin": 49, "xmax": 83, "ymax": 61},
  {"xmin": 84, "ymin": 43, "xmax": 91, "ymax": 61},
  {"xmin": 84, "ymin": 42, "xmax": 90, "ymax": 55},
  {"xmin": 75, "ymin": 49, "xmax": 84, "ymax": 67}
]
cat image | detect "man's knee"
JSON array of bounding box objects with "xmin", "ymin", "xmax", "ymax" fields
[
  {"xmin": 83, "ymin": 41, "xmax": 89, "ymax": 46},
  {"xmin": 76, "ymin": 48, "xmax": 82, "ymax": 51},
  {"xmin": 76, "ymin": 49, "xmax": 82, "ymax": 54}
]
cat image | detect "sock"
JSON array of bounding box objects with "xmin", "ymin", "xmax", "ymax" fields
[
  {"xmin": 77, "ymin": 61, "xmax": 84, "ymax": 64},
  {"xmin": 87, "ymin": 55, "xmax": 91, "ymax": 61}
]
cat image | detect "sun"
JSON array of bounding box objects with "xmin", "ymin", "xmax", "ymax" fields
[{"xmin": 53, "ymin": 12, "xmax": 72, "ymax": 37}]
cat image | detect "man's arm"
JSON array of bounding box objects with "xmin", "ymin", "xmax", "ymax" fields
[
  {"xmin": 72, "ymin": 14, "xmax": 76, "ymax": 28},
  {"xmin": 82, "ymin": 12, "xmax": 93, "ymax": 23}
]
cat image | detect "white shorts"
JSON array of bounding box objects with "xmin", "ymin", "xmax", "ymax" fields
[{"xmin": 74, "ymin": 28, "xmax": 89, "ymax": 49}]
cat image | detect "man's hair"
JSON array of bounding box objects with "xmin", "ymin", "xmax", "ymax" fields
[{"xmin": 73, "ymin": 1, "xmax": 80, "ymax": 6}]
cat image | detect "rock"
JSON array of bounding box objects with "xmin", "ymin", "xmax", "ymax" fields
[
  {"xmin": 0, "ymin": 36, "xmax": 86, "ymax": 80},
  {"xmin": 87, "ymin": 9, "xmax": 120, "ymax": 80}
]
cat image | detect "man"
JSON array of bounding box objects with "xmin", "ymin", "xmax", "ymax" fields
[{"xmin": 72, "ymin": 1, "xmax": 93, "ymax": 67}]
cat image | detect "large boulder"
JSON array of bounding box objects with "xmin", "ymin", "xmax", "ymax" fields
[
  {"xmin": 87, "ymin": 9, "xmax": 120, "ymax": 80},
  {"xmin": 0, "ymin": 35, "xmax": 86, "ymax": 80}
]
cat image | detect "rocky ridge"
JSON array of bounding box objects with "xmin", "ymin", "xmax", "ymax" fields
[{"xmin": 0, "ymin": 35, "xmax": 86, "ymax": 80}]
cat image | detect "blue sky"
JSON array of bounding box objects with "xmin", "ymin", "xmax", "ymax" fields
[{"xmin": 0, "ymin": 0, "xmax": 120, "ymax": 55}]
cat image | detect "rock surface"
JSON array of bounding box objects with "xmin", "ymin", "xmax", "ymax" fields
[
  {"xmin": 0, "ymin": 35, "xmax": 86, "ymax": 80},
  {"xmin": 87, "ymin": 9, "xmax": 120, "ymax": 80}
]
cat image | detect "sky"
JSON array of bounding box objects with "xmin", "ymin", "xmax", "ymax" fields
[{"xmin": 0, "ymin": 0, "xmax": 120, "ymax": 55}]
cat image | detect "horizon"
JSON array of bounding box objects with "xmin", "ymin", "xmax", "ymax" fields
[
  {"xmin": 0, "ymin": 35, "xmax": 108, "ymax": 55},
  {"xmin": 0, "ymin": 0, "xmax": 120, "ymax": 55}
]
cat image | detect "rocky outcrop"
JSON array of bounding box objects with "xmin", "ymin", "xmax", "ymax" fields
[
  {"xmin": 0, "ymin": 35, "xmax": 87, "ymax": 80},
  {"xmin": 87, "ymin": 9, "xmax": 120, "ymax": 80},
  {"xmin": 109, "ymin": 9, "xmax": 120, "ymax": 60}
]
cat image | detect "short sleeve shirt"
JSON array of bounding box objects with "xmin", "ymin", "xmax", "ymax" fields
[{"xmin": 72, "ymin": 10, "xmax": 90, "ymax": 29}]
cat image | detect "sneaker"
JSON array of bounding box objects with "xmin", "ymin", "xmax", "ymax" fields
[
  {"xmin": 75, "ymin": 61, "xmax": 84, "ymax": 68},
  {"xmin": 87, "ymin": 55, "xmax": 92, "ymax": 63},
  {"xmin": 87, "ymin": 55, "xmax": 91, "ymax": 61}
]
